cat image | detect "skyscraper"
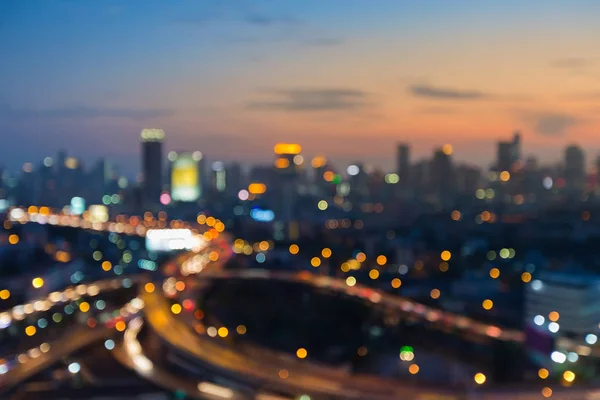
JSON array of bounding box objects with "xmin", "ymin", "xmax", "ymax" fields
[
  {"xmin": 140, "ymin": 128, "xmax": 164, "ymax": 206},
  {"xmin": 396, "ymin": 143, "xmax": 410, "ymax": 187},
  {"xmin": 596, "ymin": 155, "xmax": 600, "ymax": 189},
  {"xmin": 564, "ymin": 145, "xmax": 585, "ymax": 194},
  {"xmin": 273, "ymin": 143, "xmax": 302, "ymax": 224},
  {"xmin": 496, "ymin": 142, "xmax": 513, "ymax": 172},
  {"xmin": 512, "ymin": 131, "xmax": 522, "ymax": 163},
  {"xmin": 430, "ymin": 145, "xmax": 456, "ymax": 203},
  {"xmin": 496, "ymin": 131, "xmax": 522, "ymax": 172}
]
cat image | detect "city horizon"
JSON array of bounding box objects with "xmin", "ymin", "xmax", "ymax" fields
[{"xmin": 3, "ymin": 128, "xmax": 600, "ymax": 178}]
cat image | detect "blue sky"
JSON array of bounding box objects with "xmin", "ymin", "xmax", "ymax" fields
[{"xmin": 1, "ymin": 1, "xmax": 599, "ymax": 176}]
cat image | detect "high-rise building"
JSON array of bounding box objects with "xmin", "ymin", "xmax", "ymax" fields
[
  {"xmin": 430, "ymin": 145, "xmax": 456, "ymax": 202},
  {"xmin": 169, "ymin": 151, "xmax": 202, "ymax": 202},
  {"xmin": 496, "ymin": 142, "xmax": 513, "ymax": 172},
  {"xmin": 396, "ymin": 143, "xmax": 410, "ymax": 187},
  {"xmin": 564, "ymin": 145, "xmax": 585, "ymax": 193},
  {"xmin": 512, "ymin": 131, "xmax": 522, "ymax": 163},
  {"xmin": 273, "ymin": 143, "xmax": 302, "ymax": 224},
  {"xmin": 211, "ymin": 161, "xmax": 227, "ymax": 193},
  {"xmin": 525, "ymin": 271, "xmax": 600, "ymax": 335},
  {"xmin": 496, "ymin": 131, "xmax": 522, "ymax": 172},
  {"xmin": 227, "ymin": 163, "xmax": 243, "ymax": 195},
  {"xmin": 596, "ymin": 155, "xmax": 600, "ymax": 189},
  {"xmin": 140, "ymin": 128, "xmax": 164, "ymax": 206}
]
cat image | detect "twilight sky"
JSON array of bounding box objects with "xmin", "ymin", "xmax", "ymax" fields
[{"xmin": 1, "ymin": 0, "xmax": 600, "ymax": 176}]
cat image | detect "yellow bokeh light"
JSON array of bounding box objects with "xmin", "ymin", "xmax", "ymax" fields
[
  {"xmin": 115, "ymin": 321, "xmax": 126, "ymax": 332},
  {"xmin": 28, "ymin": 205, "xmax": 38, "ymax": 214},
  {"xmin": 346, "ymin": 276, "xmax": 356, "ymax": 287},
  {"xmin": 376, "ymin": 255, "xmax": 387, "ymax": 265},
  {"xmin": 274, "ymin": 157, "xmax": 290, "ymax": 169},
  {"xmin": 171, "ymin": 304, "xmax": 182, "ymax": 315},
  {"xmin": 321, "ymin": 248, "xmax": 332, "ymax": 258},
  {"xmin": 542, "ymin": 387, "xmax": 552, "ymax": 398},
  {"xmin": 101, "ymin": 261, "xmax": 112, "ymax": 271},
  {"xmin": 391, "ymin": 278, "xmax": 402, "ymax": 289},
  {"xmin": 521, "ymin": 272, "xmax": 532, "ymax": 283},
  {"xmin": 310, "ymin": 257, "xmax": 321, "ymax": 267},
  {"xmin": 474, "ymin": 373, "xmax": 486, "ymax": 385},
  {"xmin": 259, "ymin": 241, "xmax": 269, "ymax": 251},
  {"xmin": 274, "ymin": 143, "xmax": 301, "ymax": 155},
  {"xmin": 500, "ymin": 170, "xmax": 511, "ymax": 182},
  {"xmin": 369, "ymin": 269, "xmax": 379, "ymax": 280},
  {"xmin": 296, "ymin": 348, "xmax": 308, "ymax": 359},
  {"xmin": 430, "ymin": 289, "xmax": 440, "ymax": 299},
  {"xmin": 409, "ymin": 364, "xmax": 420, "ymax": 375},
  {"xmin": 218, "ymin": 327, "xmax": 229, "ymax": 338},
  {"xmin": 482, "ymin": 299, "xmax": 494, "ymax": 310},
  {"xmin": 0, "ymin": 289, "xmax": 10, "ymax": 300},
  {"xmin": 197, "ymin": 214, "xmax": 207, "ymax": 224},
  {"xmin": 209, "ymin": 251, "xmax": 219, "ymax": 261},
  {"xmin": 563, "ymin": 370, "xmax": 575, "ymax": 383},
  {"xmin": 356, "ymin": 252, "xmax": 366, "ymax": 263},
  {"xmin": 8, "ymin": 234, "xmax": 19, "ymax": 245},
  {"xmin": 489, "ymin": 268, "xmax": 500, "ymax": 279},
  {"xmin": 289, "ymin": 244, "xmax": 299, "ymax": 255},
  {"xmin": 548, "ymin": 311, "xmax": 560, "ymax": 322},
  {"xmin": 144, "ymin": 282, "xmax": 155, "ymax": 293},
  {"xmin": 25, "ymin": 326, "xmax": 37, "ymax": 336},
  {"xmin": 538, "ymin": 368, "xmax": 549, "ymax": 379},
  {"xmin": 442, "ymin": 144, "xmax": 453, "ymax": 155},
  {"xmin": 32, "ymin": 277, "xmax": 44, "ymax": 289},
  {"xmin": 248, "ymin": 183, "xmax": 267, "ymax": 195},
  {"xmin": 175, "ymin": 281, "xmax": 186, "ymax": 291},
  {"xmin": 440, "ymin": 250, "xmax": 451, "ymax": 261},
  {"xmin": 311, "ymin": 155, "xmax": 327, "ymax": 168},
  {"xmin": 79, "ymin": 302, "xmax": 90, "ymax": 313},
  {"xmin": 206, "ymin": 216, "xmax": 216, "ymax": 227}
]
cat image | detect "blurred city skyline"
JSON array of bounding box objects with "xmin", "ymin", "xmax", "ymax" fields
[{"xmin": 2, "ymin": 0, "xmax": 600, "ymax": 175}]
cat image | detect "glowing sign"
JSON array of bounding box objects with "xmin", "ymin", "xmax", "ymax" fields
[
  {"xmin": 140, "ymin": 128, "xmax": 165, "ymax": 142},
  {"xmin": 248, "ymin": 183, "xmax": 267, "ymax": 195},
  {"xmin": 250, "ymin": 208, "xmax": 275, "ymax": 222},
  {"xmin": 274, "ymin": 143, "xmax": 301, "ymax": 155},
  {"xmin": 88, "ymin": 205, "xmax": 109, "ymax": 223},
  {"xmin": 145, "ymin": 229, "xmax": 203, "ymax": 252},
  {"xmin": 70, "ymin": 197, "xmax": 85, "ymax": 215},
  {"xmin": 171, "ymin": 153, "xmax": 200, "ymax": 202}
]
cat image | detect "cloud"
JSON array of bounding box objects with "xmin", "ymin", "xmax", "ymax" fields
[
  {"xmin": 408, "ymin": 84, "xmax": 489, "ymax": 100},
  {"xmin": 550, "ymin": 57, "xmax": 593, "ymax": 69},
  {"xmin": 0, "ymin": 105, "xmax": 174, "ymax": 120},
  {"xmin": 414, "ymin": 106, "xmax": 459, "ymax": 115},
  {"xmin": 520, "ymin": 111, "xmax": 580, "ymax": 137},
  {"xmin": 302, "ymin": 38, "xmax": 345, "ymax": 47},
  {"xmin": 244, "ymin": 14, "xmax": 301, "ymax": 26},
  {"xmin": 247, "ymin": 88, "xmax": 371, "ymax": 112}
]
